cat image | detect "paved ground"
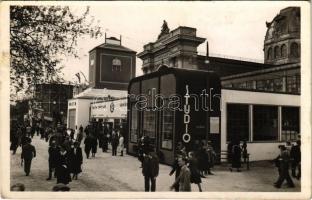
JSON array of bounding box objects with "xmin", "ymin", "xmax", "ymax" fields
[{"xmin": 11, "ymin": 136, "xmax": 301, "ymax": 192}]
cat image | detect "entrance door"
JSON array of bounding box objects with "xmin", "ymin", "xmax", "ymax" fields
[{"xmin": 68, "ymin": 109, "xmax": 76, "ymax": 130}]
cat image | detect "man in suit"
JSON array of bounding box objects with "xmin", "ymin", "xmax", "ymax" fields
[
  {"xmin": 21, "ymin": 138, "xmax": 36, "ymax": 176},
  {"xmin": 142, "ymin": 148, "xmax": 159, "ymax": 192}
]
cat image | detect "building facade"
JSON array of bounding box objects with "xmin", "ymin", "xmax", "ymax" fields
[
  {"xmin": 138, "ymin": 24, "xmax": 205, "ymax": 74},
  {"xmin": 33, "ymin": 83, "xmax": 73, "ymax": 124},
  {"xmin": 89, "ymin": 36, "xmax": 136, "ymax": 90},
  {"xmin": 130, "ymin": 7, "xmax": 301, "ymax": 162},
  {"xmin": 68, "ymin": 36, "xmax": 135, "ymax": 130}
]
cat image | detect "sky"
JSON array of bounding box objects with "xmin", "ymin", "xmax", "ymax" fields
[{"xmin": 59, "ymin": 2, "xmax": 299, "ymax": 84}]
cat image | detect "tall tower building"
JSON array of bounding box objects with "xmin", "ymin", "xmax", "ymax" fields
[
  {"xmin": 264, "ymin": 7, "xmax": 300, "ymax": 65},
  {"xmin": 88, "ymin": 36, "xmax": 136, "ymax": 90}
]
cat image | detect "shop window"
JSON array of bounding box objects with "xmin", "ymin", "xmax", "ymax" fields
[
  {"xmin": 112, "ymin": 58, "xmax": 122, "ymax": 71},
  {"xmin": 130, "ymin": 106, "xmax": 138, "ymax": 143},
  {"xmin": 161, "ymin": 108, "xmax": 174, "ymax": 150},
  {"xmin": 142, "ymin": 110, "xmax": 156, "ymax": 146},
  {"xmin": 281, "ymin": 44, "xmax": 287, "ymax": 57},
  {"xmin": 273, "ymin": 78, "xmax": 284, "ymax": 92},
  {"xmin": 290, "ymin": 42, "xmax": 299, "ymax": 58},
  {"xmin": 286, "ymin": 74, "xmax": 300, "ymax": 94},
  {"xmin": 267, "ymin": 48, "xmax": 272, "ymax": 60},
  {"xmin": 282, "ymin": 106, "xmax": 300, "ymax": 141},
  {"xmin": 253, "ymin": 105, "xmax": 278, "ymax": 141},
  {"xmin": 246, "ymin": 81, "xmax": 254, "ymax": 89},
  {"xmin": 227, "ymin": 104, "xmax": 249, "ymax": 142},
  {"xmin": 274, "ymin": 46, "xmax": 280, "ymax": 59}
]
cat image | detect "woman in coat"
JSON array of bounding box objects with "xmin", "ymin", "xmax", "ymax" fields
[
  {"xmin": 56, "ymin": 145, "xmax": 72, "ymax": 185},
  {"xmin": 69, "ymin": 142, "xmax": 83, "ymax": 180},
  {"xmin": 230, "ymin": 140, "xmax": 242, "ymax": 172}
]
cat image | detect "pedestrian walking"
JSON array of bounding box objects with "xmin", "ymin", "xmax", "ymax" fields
[
  {"xmin": 21, "ymin": 138, "xmax": 36, "ymax": 176},
  {"xmin": 69, "ymin": 142, "xmax": 83, "ymax": 180},
  {"xmin": 47, "ymin": 140, "xmax": 60, "ymax": 180},
  {"xmin": 90, "ymin": 134, "xmax": 98, "ymax": 157},
  {"xmin": 142, "ymin": 149, "xmax": 159, "ymax": 192},
  {"xmin": 188, "ymin": 151, "xmax": 202, "ymax": 192},
  {"xmin": 118, "ymin": 133, "xmax": 124, "ymax": 156},
  {"xmin": 290, "ymin": 140, "xmax": 301, "ymax": 180},
  {"xmin": 111, "ymin": 131, "xmax": 119, "ymax": 156},
  {"xmin": 84, "ymin": 133, "xmax": 92, "ymax": 159},
  {"xmin": 274, "ymin": 145, "xmax": 295, "ymax": 188},
  {"xmin": 56, "ymin": 145, "xmax": 72, "ymax": 185},
  {"xmin": 170, "ymin": 156, "xmax": 191, "ymax": 192},
  {"xmin": 196, "ymin": 142, "xmax": 208, "ymax": 177},
  {"xmin": 206, "ymin": 141, "xmax": 215, "ymax": 175},
  {"xmin": 138, "ymin": 137, "xmax": 144, "ymax": 167},
  {"xmin": 230, "ymin": 140, "xmax": 242, "ymax": 172},
  {"xmin": 242, "ymin": 140, "xmax": 248, "ymax": 163},
  {"xmin": 169, "ymin": 154, "xmax": 182, "ymax": 192},
  {"xmin": 10, "ymin": 130, "xmax": 19, "ymax": 155}
]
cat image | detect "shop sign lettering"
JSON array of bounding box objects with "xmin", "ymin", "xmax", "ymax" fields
[{"xmin": 182, "ymin": 85, "xmax": 191, "ymax": 143}]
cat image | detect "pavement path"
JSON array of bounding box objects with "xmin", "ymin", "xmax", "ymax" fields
[{"xmin": 11, "ymin": 136, "xmax": 300, "ymax": 192}]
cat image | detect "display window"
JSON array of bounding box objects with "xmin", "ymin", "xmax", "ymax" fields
[
  {"xmin": 253, "ymin": 105, "xmax": 278, "ymax": 141},
  {"xmin": 130, "ymin": 105, "xmax": 138, "ymax": 143},
  {"xmin": 281, "ymin": 106, "xmax": 300, "ymax": 141},
  {"xmin": 226, "ymin": 104, "xmax": 249, "ymax": 142},
  {"xmin": 142, "ymin": 110, "xmax": 156, "ymax": 146},
  {"xmin": 161, "ymin": 99, "xmax": 174, "ymax": 150}
]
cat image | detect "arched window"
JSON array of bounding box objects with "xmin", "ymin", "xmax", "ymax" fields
[
  {"xmin": 274, "ymin": 46, "xmax": 280, "ymax": 59},
  {"xmin": 267, "ymin": 48, "xmax": 272, "ymax": 60},
  {"xmin": 112, "ymin": 58, "xmax": 122, "ymax": 71},
  {"xmin": 281, "ymin": 44, "xmax": 287, "ymax": 57},
  {"xmin": 290, "ymin": 42, "xmax": 299, "ymax": 58}
]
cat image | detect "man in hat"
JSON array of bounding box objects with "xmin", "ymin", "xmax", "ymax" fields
[{"xmin": 142, "ymin": 147, "xmax": 159, "ymax": 192}]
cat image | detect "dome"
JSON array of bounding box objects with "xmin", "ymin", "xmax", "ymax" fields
[
  {"xmin": 265, "ymin": 7, "xmax": 300, "ymax": 41},
  {"xmin": 263, "ymin": 7, "xmax": 300, "ymax": 65}
]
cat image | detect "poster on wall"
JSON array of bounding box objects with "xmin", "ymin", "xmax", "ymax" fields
[{"xmin": 210, "ymin": 117, "xmax": 219, "ymax": 134}]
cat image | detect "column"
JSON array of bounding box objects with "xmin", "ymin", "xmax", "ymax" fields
[
  {"xmin": 278, "ymin": 106, "xmax": 282, "ymax": 142},
  {"xmin": 249, "ymin": 105, "xmax": 253, "ymax": 142}
]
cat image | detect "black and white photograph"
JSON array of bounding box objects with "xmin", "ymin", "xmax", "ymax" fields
[{"xmin": 0, "ymin": 1, "xmax": 311, "ymax": 199}]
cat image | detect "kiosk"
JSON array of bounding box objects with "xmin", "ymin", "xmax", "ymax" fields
[{"xmin": 127, "ymin": 66, "xmax": 221, "ymax": 165}]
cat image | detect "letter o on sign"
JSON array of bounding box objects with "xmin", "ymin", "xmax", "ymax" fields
[{"xmin": 182, "ymin": 133, "xmax": 191, "ymax": 143}]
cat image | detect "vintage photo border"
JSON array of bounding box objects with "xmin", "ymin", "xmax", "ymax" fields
[{"xmin": 0, "ymin": 1, "xmax": 311, "ymax": 199}]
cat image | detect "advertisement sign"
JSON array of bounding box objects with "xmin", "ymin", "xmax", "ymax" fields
[{"xmin": 90, "ymin": 99, "xmax": 127, "ymax": 118}]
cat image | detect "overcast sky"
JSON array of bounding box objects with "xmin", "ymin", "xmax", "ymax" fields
[{"xmin": 59, "ymin": 2, "xmax": 300, "ymax": 84}]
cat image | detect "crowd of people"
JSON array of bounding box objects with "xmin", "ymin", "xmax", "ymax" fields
[
  {"xmin": 10, "ymin": 122, "xmax": 301, "ymax": 192},
  {"xmin": 10, "ymin": 121, "xmax": 125, "ymax": 191},
  {"xmin": 273, "ymin": 140, "xmax": 301, "ymax": 188},
  {"xmin": 137, "ymin": 137, "xmax": 217, "ymax": 192}
]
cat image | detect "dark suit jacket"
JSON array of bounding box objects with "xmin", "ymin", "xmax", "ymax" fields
[{"xmin": 21, "ymin": 144, "xmax": 36, "ymax": 160}]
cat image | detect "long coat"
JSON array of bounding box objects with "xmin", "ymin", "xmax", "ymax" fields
[
  {"xmin": 188, "ymin": 157, "xmax": 201, "ymax": 184},
  {"xmin": 231, "ymin": 144, "xmax": 242, "ymax": 168},
  {"xmin": 172, "ymin": 165, "xmax": 191, "ymax": 191},
  {"xmin": 56, "ymin": 151, "xmax": 72, "ymax": 185},
  {"xmin": 84, "ymin": 136, "xmax": 92, "ymax": 153},
  {"xmin": 69, "ymin": 147, "xmax": 83, "ymax": 174},
  {"xmin": 48, "ymin": 146, "xmax": 60, "ymax": 168}
]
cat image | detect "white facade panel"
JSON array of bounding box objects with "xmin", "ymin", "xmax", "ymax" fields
[{"xmin": 221, "ymin": 89, "xmax": 300, "ymax": 161}]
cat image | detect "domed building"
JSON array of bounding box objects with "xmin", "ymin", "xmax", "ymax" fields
[{"xmin": 264, "ymin": 7, "xmax": 300, "ymax": 65}]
